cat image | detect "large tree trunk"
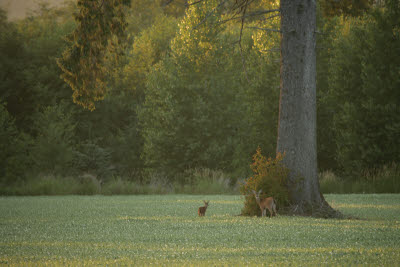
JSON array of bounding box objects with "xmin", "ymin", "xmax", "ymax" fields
[{"xmin": 277, "ymin": 0, "xmax": 336, "ymax": 216}]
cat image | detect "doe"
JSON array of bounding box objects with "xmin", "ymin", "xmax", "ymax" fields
[
  {"xmin": 252, "ymin": 189, "xmax": 277, "ymax": 217},
  {"xmin": 198, "ymin": 200, "xmax": 210, "ymax": 216}
]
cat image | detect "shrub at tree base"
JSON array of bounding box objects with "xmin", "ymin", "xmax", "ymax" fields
[{"xmin": 240, "ymin": 148, "xmax": 289, "ymax": 216}]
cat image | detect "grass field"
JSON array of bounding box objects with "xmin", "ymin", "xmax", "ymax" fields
[{"xmin": 0, "ymin": 194, "xmax": 399, "ymax": 266}]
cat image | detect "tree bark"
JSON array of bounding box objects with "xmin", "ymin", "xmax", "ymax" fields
[{"xmin": 278, "ymin": 0, "xmax": 335, "ymax": 216}]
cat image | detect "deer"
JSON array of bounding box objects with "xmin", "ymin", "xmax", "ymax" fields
[
  {"xmin": 198, "ymin": 200, "xmax": 210, "ymax": 216},
  {"xmin": 252, "ymin": 189, "xmax": 277, "ymax": 217}
]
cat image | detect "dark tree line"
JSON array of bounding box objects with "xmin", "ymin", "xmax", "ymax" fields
[{"xmin": 1, "ymin": 1, "xmax": 399, "ymax": 202}]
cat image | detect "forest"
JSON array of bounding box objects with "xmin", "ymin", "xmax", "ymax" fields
[{"xmin": 0, "ymin": 0, "xmax": 399, "ymax": 195}]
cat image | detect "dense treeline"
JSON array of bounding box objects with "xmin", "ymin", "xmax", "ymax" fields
[{"xmin": 0, "ymin": 0, "xmax": 399, "ymax": 194}]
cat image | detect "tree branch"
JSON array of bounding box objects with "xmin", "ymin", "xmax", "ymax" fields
[
  {"xmin": 218, "ymin": 9, "xmax": 280, "ymax": 24},
  {"xmin": 314, "ymin": 30, "xmax": 327, "ymax": 35},
  {"xmin": 192, "ymin": 0, "xmax": 228, "ymax": 30},
  {"xmin": 261, "ymin": 48, "xmax": 280, "ymax": 52},
  {"xmin": 99, "ymin": 0, "xmax": 105, "ymax": 10},
  {"xmin": 238, "ymin": 0, "xmax": 250, "ymax": 82},
  {"xmin": 188, "ymin": 0, "xmax": 204, "ymax": 6},
  {"xmin": 246, "ymin": 26, "xmax": 281, "ymax": 33},
  {"xmin": 163, "ymin": 0, "xmax": 203, "ymax": 7},
  {"xmin": 247, "ymin": 9, "xmax": 280, "ymax": 16},
  {"xmin": 259, "ymin": 14, "xmax": 280, "ymax": 23}
]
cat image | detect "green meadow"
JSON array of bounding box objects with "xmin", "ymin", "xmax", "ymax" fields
[{"xmin": 0, "ymin": 194, "xmax": 399, "ymax": 266}]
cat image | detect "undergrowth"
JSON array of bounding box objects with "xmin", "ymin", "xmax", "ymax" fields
[
  {"xmin": 239, "ymin": 148, "xmax": 289, "ymax": 216},
  {"xmin": 319, "ymin": 163, "xmax": 400, "ymax": 194},
  {"xmin": 1, "ymin": 163, "xmax": 398, "ymax": 195}
]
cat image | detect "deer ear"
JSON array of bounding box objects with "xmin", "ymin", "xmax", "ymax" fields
[
  {"xmin": 258, "ymin": 189, "xmax": 262, "ymax": 195},
  {"xmin": 252, "ymin": 190, "xmax": 256, "ymax": 195}
]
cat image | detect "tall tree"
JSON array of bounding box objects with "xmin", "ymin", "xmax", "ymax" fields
[
  {"xmin": 277, "ymin": 0, "xmax": 331, "ymax": 214},
  {"xmin": 234, "ymin": 0, "xmax": 337, "ymax": 216},
  {"xmin": 57, "ymin": 0, "xmax": 131, "ymax": 111}
]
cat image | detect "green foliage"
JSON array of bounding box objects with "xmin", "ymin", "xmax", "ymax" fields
[
  {"xmin": 0, "ymin": 8, "xmax": 25, "ymax": 107},
  {"xmin": 1, "ymin": 195, "xmax": 399, "ymax": 265},
  {"xmin": 57, "ymin": 0, "xmax": 131, "ymax": 110},
  {"xmin": 126, "ymin": 0, "xmax": 185, "ymax": 37},
  {"xmin": 122, "ymin": 14, "xmax": 178, "ymax": 99},
  {"xmin": 362, "ymin": 163, "xmax": 400, "ymax": 193},
  {"xmin": 0, "ymin": 102, "xmax": 19, "ymax": 179},
  {"xmin": 326, "ymin": 3, "xmax": 400, "ymax": 175},
  {"xmin": 316, "ymin": 15, "xmax": 341, "ymax": 171},
  {"xmin": 69, "ymin": 89, "xmax": 144, "ymax": 181},
  {"xmin": 2, "ymin": 0, "xmax": 399, "ymax": 193},
  {"xmin": 319, "ymin": 171, "xmax": 346, "ymax": 194},
  {"xmin": 140, "ymin": 1, "xmax": 280, "ymax": 180},
  {"xmin": 319, "ymin": 163, "xmax": 400, "ymax": 194},
  {"xmin": 101, "ymin": 177, "xmax": 142, "ymax": 195},
  {"xmin": 31, "ymin": 103, "xmax": 76, "ymax": 175},
  {"xmin": 111, "ymin": 115, "xmax": 144, "ymax": 179},
  {"xmin": 126, "ymin": 0, "xmax": 164, "ymax": 35},
  {"xmin": 1, "ymin": 3, "xmax": 75, "ymax": 132},
  {"xmin": 101, "ymin": 176, "xmax": 172, "ymax": 195},
  {"xmin": 140, "ymin": 0, "xmax": 241, "ymax": 179},
  {"xmin": 1, "ymin": 0, "xmax": 280, "ymax": 187},
  {"xmin": 74, "ymin": 142, "xmax": 114, "ymax": 179},
  {"xmin": 318, "ymin": 0, "xmax": 373, "ymax": 17},
  {"xmin": 1, "ymin": 6, "xmax": 78, "ymax": 183},
  {"xmin": 240, "ymin": 148, "xmax": 289, "ymax": 216},
  {"xmin": 240, "ymin": 50, "xmax": 280, "ymax": 171},
  {"xmin": 0, "ymin": 102, "xmax": 33, "ymax": 184},
  {"xmin": 177, "ymin": 168, "xmax": 236, "ymax": 194},
  {"xmin": 3, "ymin": 175, "xmax": 101, "ymax": 196},
  {"xmin": 0, "ymin": 9, "xmax": 31, "ymax": 129}
]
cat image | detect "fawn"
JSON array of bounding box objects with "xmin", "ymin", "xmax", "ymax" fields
[
  {"xmin": 198, "ymin": 200, "xmax": 210, "ymax": 216},
  {"xmin": 252, "ymin": 189, "xmax": 277, "ymax": 217}
]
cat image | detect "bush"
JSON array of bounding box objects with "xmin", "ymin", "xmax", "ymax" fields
[
  {"xmin": 239, "ymin": 148, "xmax": 289, "ymax": 216},
  {"xmin": 0, "ymin": 175, "xmax": 103, "ymax": 196},
  {"xmin": 102, "ymin": 175, "xmax": 171, "ymax": 195},
  {"xmin": 319, "ymin": 164, "xmax": 400, "ymax": 194},
  {"xmin": 101, "ymin": 178, "xmax": 139, "ymax": 195},
  {"xmin": 319, "ymin": 171, "xmax": 344, "ymax": 194},
  {"xmin": 76, "ymin": 174, "xmax": 102, "ymax": 195},
  {"xmin": 175, "ymin": 168, "xmax": 235, "ymax": 194},
  {"xmin": 361, "ymin": 163, "xmax": 400, "ymax": 193}
]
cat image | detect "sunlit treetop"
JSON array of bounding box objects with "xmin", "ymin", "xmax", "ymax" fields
[
  {"xmin": 57, "ymin": 0, "xmax": 131, "ymax": 111},
  {"xmin": 250, "ymin": 0, "xmax": 280, "ymax": 55},
  {"xmin": 171, "ymin": 0, "xmax": 224, "ymax": 65}
]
